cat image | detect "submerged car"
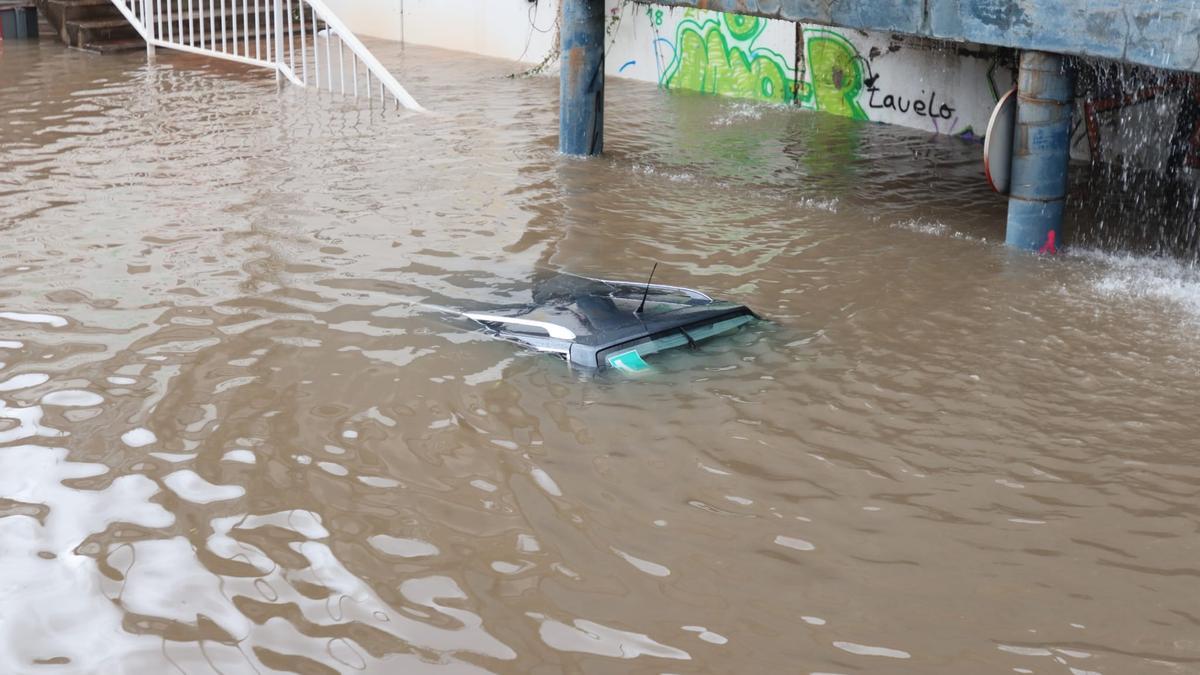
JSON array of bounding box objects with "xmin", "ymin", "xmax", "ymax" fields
[{"xmin": 454, "ymin": 271, "xmax": 758, "ymax": 371}]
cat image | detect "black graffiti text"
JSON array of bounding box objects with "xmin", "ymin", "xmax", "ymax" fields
[{"xmin": 867, "ymin": 86, "xmax": 955, "ymax": 120}]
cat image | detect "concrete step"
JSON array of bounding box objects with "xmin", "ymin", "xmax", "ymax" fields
[
  {"xmin": 68, "ymin": 15, "xmax": 140, "ymax": 44},
  {"xmin": 45, "ymin": 0, "xmax": 116, "ymax": 22},
  {"xmin": 80, "ymin": 36, "xmax": 144, "ymax": 52},
  {"xmin": 37, "ymin": 0, "xmax": 323, "ymax": 51}
]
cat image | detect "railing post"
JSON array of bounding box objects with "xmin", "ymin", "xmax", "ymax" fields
[
  {"xmin": 274, "ymin": 0, "xmax": 285, "ymax": 84},
  {"xmin": 142, "ymin": 0, "xmax": 155, "ymax": 58}
]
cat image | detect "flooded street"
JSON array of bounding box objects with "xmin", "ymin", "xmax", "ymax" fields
[{"xmin": 3, "ymin": 35, "xmax": 1200, "ymax": 674}]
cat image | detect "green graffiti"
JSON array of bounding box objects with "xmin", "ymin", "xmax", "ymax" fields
[
  {"xmin": 656, "ymin": 14, "xmax": 872, "ymax": 121},
  {"xmin": 661, "ymin": 14, "xmax": 795, "ymax": 105},
  {"xmin": 802, "ymin": 29, "xmax": 868, "ymax": 121},
  {"xmin": 723, "ymin": 12, "xmax": 760, "ymax": 41}
]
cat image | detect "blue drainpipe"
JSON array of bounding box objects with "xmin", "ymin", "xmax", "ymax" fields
[
  {"xmin": 559, "ymin": 0, "xmax": 605, "ymax": 156},
  {"xmin": 1006, "ymin": 51, "xmax": 1074, "ymax": 252}
]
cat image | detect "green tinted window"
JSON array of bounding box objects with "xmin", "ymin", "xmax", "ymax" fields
[{"xmin": 603, "ymin": 313, "xmax": 754, "ymax": 371}]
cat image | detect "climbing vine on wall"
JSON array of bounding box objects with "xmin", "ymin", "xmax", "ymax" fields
[{"xmin": 510, "ymin": 0, "xmax": 632, "ymax": 78}]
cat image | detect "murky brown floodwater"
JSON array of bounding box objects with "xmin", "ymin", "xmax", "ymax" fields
[{"xmin": 3, "ymin": 33, "xmax": 1200, "ymax": 675}]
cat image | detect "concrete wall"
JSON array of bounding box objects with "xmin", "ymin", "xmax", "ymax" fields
[
  {"xmin": 322, "ymin": 0, "xmax": 561, "ymax": 64},
  {"xmin": 654, "ymin": 0, "xmax": 1200, "ymax": 76},
  {"xmin": 322, "ymin": 1, "xmax": 1197, "ymax": 175},
  {"xmin": 328, "ymin": 0, "xmax": 1014, "ymax": 139},
  {"xmin": 609, "ymin": 5, "xmax": 1011, "ymax": 137}
]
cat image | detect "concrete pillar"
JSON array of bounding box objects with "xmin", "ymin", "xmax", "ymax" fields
[
  {"xmin": 1006, "ymin": 51, "xmax": 1073, "ymax": 252},
  {"xmin": 559, "ymin": 0, "xmax": 605, "ymax": 156}
]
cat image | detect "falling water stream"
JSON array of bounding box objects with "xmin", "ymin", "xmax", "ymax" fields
[{"xmin": 1, "ymin": 34, "xmax": 1199, "ymax": 674}]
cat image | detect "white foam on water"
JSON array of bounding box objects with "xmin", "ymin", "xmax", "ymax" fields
[
  {"xmin": 121, "ymin": 427, "xmax": 157, "ymax": 448},
  {"xmin": 41, "ymin": 390, "xmax": 104, "ymax": 407},
  {"xmin": 711, "ymin": 102, "xmax": 764, "ymax": 127},
  {"xmin": 221, "ymin": 449, "xmax": 256, "ymax": 464},
  {"xmin": 802, "ymin": 616, "xmax": 827, "ymax": 625},
  {"xmin": 491, "ymin": 560, "xmax": 529, "ymax": 574},
  {"xmin": 612, "ymin": 548, "xmax": 671, "ymax": 577},
  {"xmin": 240, "ymin": 509, "xmax": 329, "ymax": 539},
  {"xmin": 106, "ymin": 376, "xmax": 136, "ymax": 385},
  {"xmin": 552, "ymin": 563, "xmax": 581, "ymax": 580},
  {"xmin": 148, "ymin": 452, "xmax": 197, "ymax": 463},
  {"xmin": 368, "ymin": 535, "xmax": 439, "ymax": 558},
  {"xmin": 530, "ymin": 467, "xmax": 562, "ymax": 497},
  {"xmin": 358, "ymin": 475, "xmax": 401, "ymax": 488},
  {"xmin": 471, "ymin": 479, "xmax": 498, "ymax": 492},
  {"xmin": 162, "ymin": 470, "xmax": 245, "ymax": 504},
  {"xmin": 998, "ymin": 645, "xmax": 1055, "ymax": 657},
  {"xmin": 0, "ymin": 445, "xmax": 173, "ymax": 672},
  {"xmin": 833, "ymin": 641, "xmax": 912, "ymax": 659},
  {"xmin": 318, "ymin": 461, "xmax": 348, "ymax": 476},
  {"xmin": 0, "ymin": 401, "xmax": 67, "ymax": 443},
  {"xmin": 892, "ymin": 218, "xmax": 949, "ymax": 237},
  {"xmin": 0, "ymin": 340, "xmax": 23, "ymax": 349},
  {"xmin": 528, "ymin": 613, "xmax": 690, "ymax": 660},
  {"xmin": 0, "ymin": 373, "xmax": 49, "ymax": 391},
  {"xmin": 1074, "ymin": 248, "xmax": 1200, "ymax": 322},
  {"xmin": 463, "ymin": 357, "xmax": 514, "ymax": 386},
  {"xmin": 797, "ymin": 196, "xmax": 841, "ymax": 214},
  {"xmin": 0, "ymin": 312, "xmax": 68, "ymax": 328},
  {"xmin": 113, "ymin": 536, "xmax": 251, "ymax": 639},
  {"xmin": 890, "ymin": 218, "xmax": 985, "ymax": 242},
  {"xmin": 682, "ymin": 626, "xmax": 729, "ymax": 645},
  {"xmin": 517, "ymin": 534, "xmax": 540, "ymax": 553},
  {"xmin": 775, "ymin": 535, "xmax": 816, "ymax": 551}
]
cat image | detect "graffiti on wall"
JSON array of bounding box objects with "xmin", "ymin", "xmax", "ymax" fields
[
  {"xmin": 800, "ymin": 29, "xmax": 867, "ymax": 120},
  {"xmin": 634, "ymin": 6, "xmax": 1002, "ymax": 137},
  {"xmin": 659, "ymin": 12, "xmax": 795, "ymax": 104}
]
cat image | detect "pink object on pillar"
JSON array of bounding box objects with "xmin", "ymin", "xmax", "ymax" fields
[{"xmin": 1038, "ymin": 230, "xmax": 1058, "ymax": 255}]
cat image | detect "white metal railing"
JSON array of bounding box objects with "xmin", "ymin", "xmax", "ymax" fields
[{"xmin": 107, "ymin": 0, "xmax": 424, "ymax": 111}]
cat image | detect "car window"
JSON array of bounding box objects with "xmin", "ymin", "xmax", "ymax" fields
[{"xmin": 602, "ymin": 313, "xmax": 754, "ymax": 372}]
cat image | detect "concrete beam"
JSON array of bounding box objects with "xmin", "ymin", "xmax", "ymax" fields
[{"xmin": 649, "ymin": 0, "xmax": 1200, "ymax": 74}]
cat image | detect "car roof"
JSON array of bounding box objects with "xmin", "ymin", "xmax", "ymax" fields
[{"xmin": 461, "ymin": 272, "xmax": 755, "ymax": 368}]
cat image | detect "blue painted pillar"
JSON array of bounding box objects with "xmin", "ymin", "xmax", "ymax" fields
[
  {"xmin": 559, "ymin": 0, "xmax": 605, "ymax": 155},
  {"xmin": 1006, "ymin": 51, "xmax": 1073, "ymax": 252}
]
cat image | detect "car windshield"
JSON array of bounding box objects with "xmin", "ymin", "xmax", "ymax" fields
[{"xmin": 600, "ymin": 313, "xmax": 755, "ymax": 372}]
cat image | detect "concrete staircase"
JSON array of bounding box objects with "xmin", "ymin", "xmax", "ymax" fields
[
  {"xmin": 36, "ymin": 0, "xmax": 288, "ymax": 54},
  {"xmin": 37, "ymin": 0, "xmax": 139, "ymax": 52}
]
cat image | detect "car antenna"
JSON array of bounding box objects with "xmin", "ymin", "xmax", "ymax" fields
[{"xmin": 635, "ymin": 262, "xmax": 658, "ymax": 314}]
